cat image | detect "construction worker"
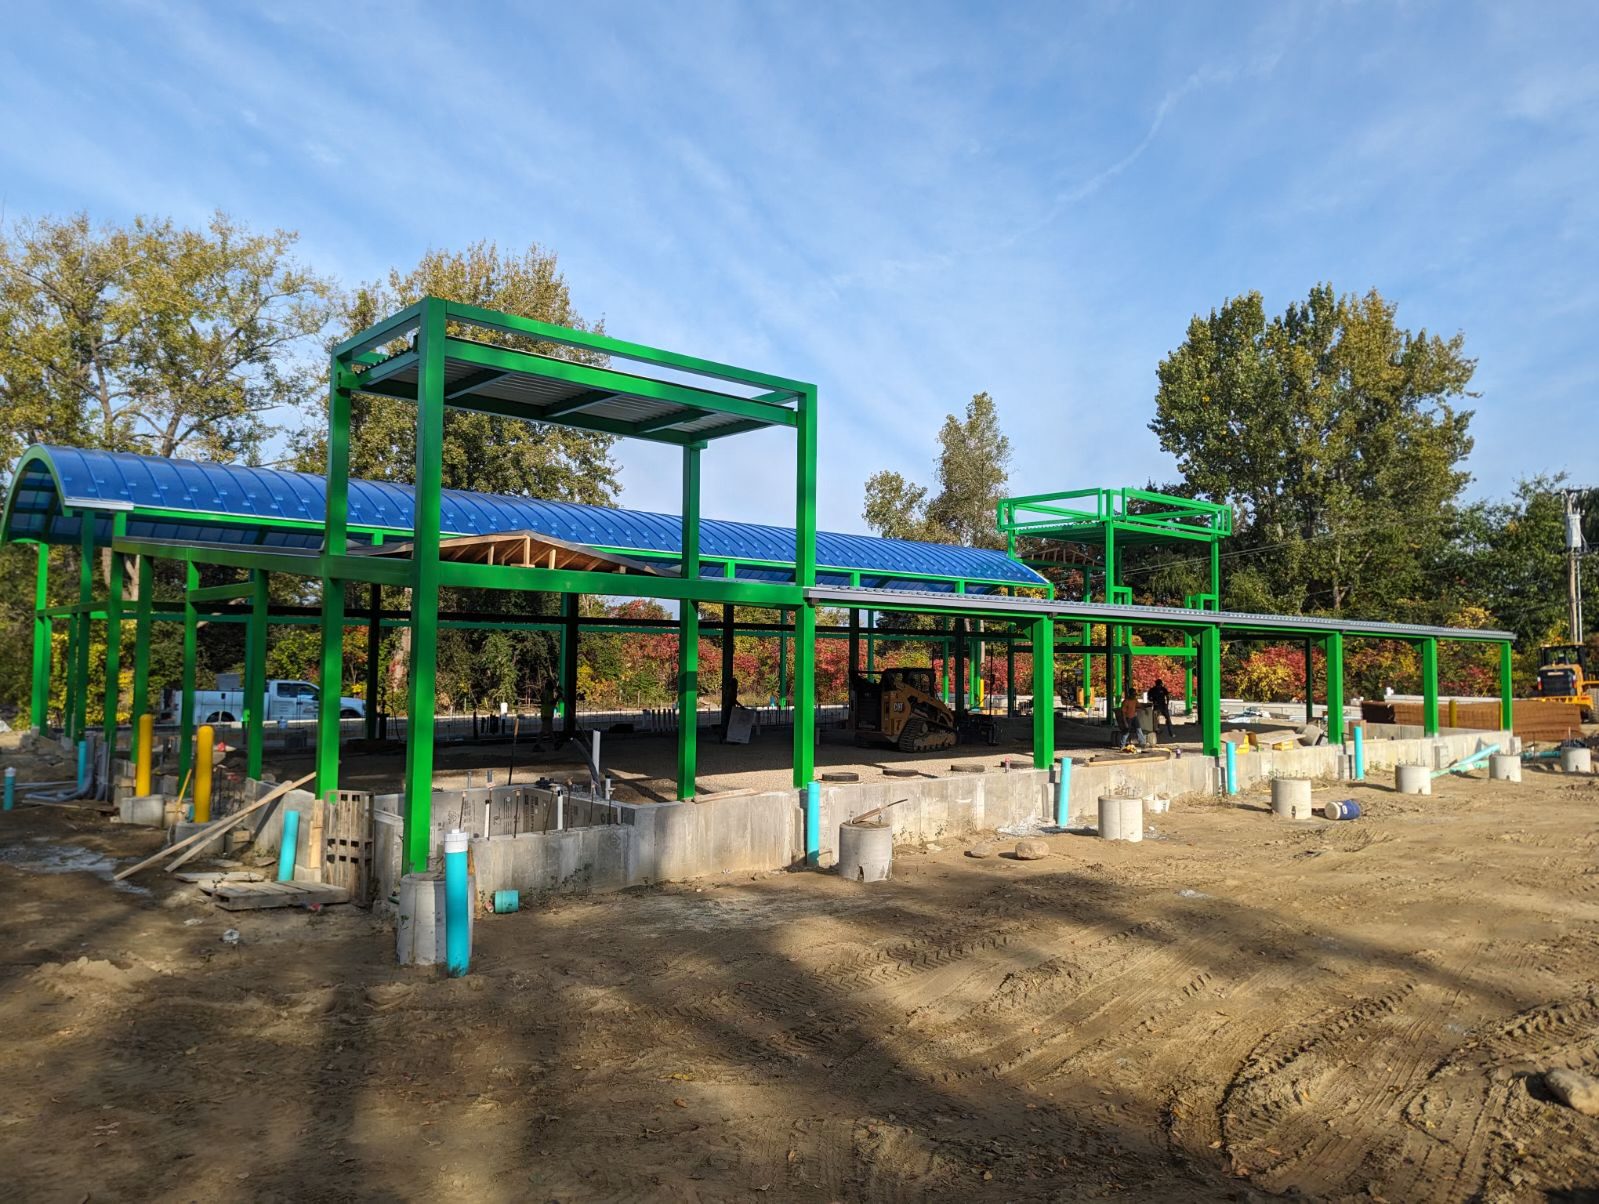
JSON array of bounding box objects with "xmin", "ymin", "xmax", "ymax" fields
[
  {"xmin": 1147, "ymin": 678, "xmax": 1175, "ymax": 738},
  {"xmin": 1113, "ymin": 687, "xmax": 1145, "ymax": 750}
]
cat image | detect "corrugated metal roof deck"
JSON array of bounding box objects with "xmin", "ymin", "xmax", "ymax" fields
[{"xmin": 3, "ymin": 446, "xmax": 1045, "ymax": 594}]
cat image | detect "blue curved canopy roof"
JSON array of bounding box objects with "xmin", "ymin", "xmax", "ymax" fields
[{"xmin": 3, "ymin": 446, "xmax": 1045, "ymax": 594}]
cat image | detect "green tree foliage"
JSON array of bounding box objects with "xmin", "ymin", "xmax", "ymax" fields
[
  {"xmin": 1151, "ymin": 285, "xmax": 1476, "ymax": 618},
  {"xmin": 863, "ymin": 391, "xmax": 1011, "ymax": 548},
  {"xmin": 0, "ymin": 211, "xmax": 334, "ymax": 464},
  {"xmin": 294, "ymin": 241, "xmax": 618, "ymax": 502}
]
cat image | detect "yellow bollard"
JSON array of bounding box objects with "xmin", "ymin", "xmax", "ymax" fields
[
  {"xmin": 1447, "ymin": 698, "xmax": 1458, "ymax": 728},
  {"xmin": 134, "ymin": 713, "xmax": 154, "ymax": 796},
  {"xmin": 194, "ymin": 724, "xmax": 214, "ymax": 823}
]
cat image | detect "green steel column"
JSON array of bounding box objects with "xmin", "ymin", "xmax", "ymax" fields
[
  {"xmin": 1209, "ymin": 539, "xmax": 1221, "ymax": 605},
  {"xmin": 131, "ymin": 556, "xmax": 153, "ymax": 738},
  {"xmin": 953, "ymin": 616, "xmax": 968, "ymax": 720},
  {"xmin": 71, "ymin": 514, "xmax": 95, "ymax": 741},
  {"xmin": 29, "ymin": 543, "xmax": 50, "ymax": 731},
  {"xmin": 562, "ymin": 592, "xmax": 581, "ymax": 738},
  {"xmin": 719, "ymin": 602, "xmax": 736, "ymax": 734},
  {"xmin": 180, "ymin": 562, "xmax": 198, "ymax": 788},
  {"xmin": 364, "ymin": 583, "xmax": 382, "ymax": 742},
  {"xmin": 1105, "ymin": 523, "xmax": 1121, "ymax": 701},
  {"xmin": 1081, "ymin": 621, "xmax": 1091, "ymax": 710},
  {"xmin": 245, "ymin": 571, "xmax": 268, "ymax": 780},
  {"xmin": 847, "ymin": 607, "xmax": 859, "ymax": 687},
  {"xmin": 1199, "ymin": 625, "xmax": 1222, "ymax": 757},
  {"xmin": 1325, "ymin": 633, "xmax": 1346, "ymax": 744},
  {"xmin": 677, "ymin": 442, "xmax": 702, "ymax": 798},
  {"xmin": 1304, "ymin": 638, "xmax": 1314, "ymax": 724},
  {"xmin": 102, "ymin": 544, "xmax": 125, "ymax": 756},
  {"xmin": 866, "ymin": 610, "xmax": 875, "ymax": 674},
  {"xmin": 1006, "ymin": 629, "xmax": 1016, "ymax": 717},
  {"xmin": 1183, "ymin": 633, "xmax": 1194, "ymax": 716},
  {"xmin": 1420, "ymin": 637, "xmax": 1439, "ymax": 736},
  {"xmin": 790, "ymin": 384, "xmax": 818, "ymax": 790},
  {"xmin": 1499, "ymin": 640, "xmax": 1514, "ymax": 731},
  {"xmin": 1031, "ymin": 615, "xmax": 1055, "ymax": 768},
  {"xmin": 791, "ymin": 603, "xmax": 816, "ymax": 786},
  {"xmin": 941, "ymin": 633, "xmax": 951, "ymax": 702},
  {"xmin": 777, "ymin": 607, "xmax": 788, "ymax": 707},
  {"xmin": 317, "ymin": 366, "xmax": 352, "ymax": 802},
  {"xmin": 402, "ymin": 302, "xmax": 446, "ymax": 874}
]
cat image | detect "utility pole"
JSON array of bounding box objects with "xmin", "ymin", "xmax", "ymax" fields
[{"xmin": 1564, "ymin": 489, "xmax": 1586, "ymax": 645}]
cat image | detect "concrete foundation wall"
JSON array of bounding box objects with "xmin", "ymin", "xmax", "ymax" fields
[{"xmin": 248, "ymin": 729, "xmax": 1513, "ymax": 900}]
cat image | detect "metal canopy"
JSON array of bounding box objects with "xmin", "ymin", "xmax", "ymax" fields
[
  {"xmin": 4, "ymin": 445, "xmax": 1045, "ymax": 594},
  {"xmin": 804, "ymin": 585, "xmax": 1515, "ymax": 643}
]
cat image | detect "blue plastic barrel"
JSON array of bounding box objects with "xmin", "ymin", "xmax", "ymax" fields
[
  {"xmin": 1322, "ymin": 799, "xmax": 1362, "ymax": 821},
  {"xmin": 493, "ymin": 889, "xmax": 520, "ymax": 914}
]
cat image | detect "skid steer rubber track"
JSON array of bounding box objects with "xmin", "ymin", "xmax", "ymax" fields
[{"xmin": 898, "ymin": 716, "xmax": 957, "ymax": 753}]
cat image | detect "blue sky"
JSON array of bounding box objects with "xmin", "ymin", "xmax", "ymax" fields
[{"xmin": 3, "ymin": 0, "xmax": 1596, "ymax": 535}]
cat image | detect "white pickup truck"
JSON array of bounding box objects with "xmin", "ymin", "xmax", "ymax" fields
[{"xmin": 161, "ymin": 679, "xmax": 366, "ymax": 724}]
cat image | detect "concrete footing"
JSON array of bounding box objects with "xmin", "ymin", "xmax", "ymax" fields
[
  {"xmin": 1560, "ymin": 747, "xmax": 1592, "ymax": 774},
  {"xmin": 1489, "ymin": 753, "xmax": 1522, "ymax": 783},
  {"xmin": 1097, "ymin": 796, "xmax": 1143, "ymax": 842},
  {"xmin": 1396, "ymin": 764, "xmax": 1432, "ymax": 795},
  {"xmin": 1270, "ymin": 777, "xmax": 1313, "ymax": 820},
  {"xmin": 119, "ymin": 794, "xmax": 167, "ymax": 827},
  {"xmin": 836, "ymin": 821, "xmax": 892, "ymax": 882},
  {"xmin": 396, "ymin": 871, "xmax": 475, "ymax": 966}
]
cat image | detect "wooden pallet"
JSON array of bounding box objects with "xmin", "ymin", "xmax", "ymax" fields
[
  {"xmin": 323, "ymin": 790, "xmax": 375, "ymax": 905},
  {"xmin": 199, "ymin": 879, "xmax": 350, "ymax": 911}
]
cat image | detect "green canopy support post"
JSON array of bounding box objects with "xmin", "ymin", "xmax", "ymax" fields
[
  {"xmin": 970, "ymin": 618, "xmax": 982, "ymax": 710},
  {"xmin": 1031, "ymin": 615, "xmax": 1055, "ymax": 768},
  {"xmin": 1082, "ymin": 621, "xmax": 1091, "ymax": 712},
  {"xmin": 401, "ymin": 301, "xmax": 446, "ymax": 874},
  {"xmin": 953, "ymin": 616, "xmax": 968, "ymax": 722},
  {"xmin": 847, "ymin": 606, "xmax": 859, "ymax": 686},
  {"xmin": 777, "ymin": 607, "xmax": 788, "ymax": 708},
  {"xmin": 363, "ymin": 583, "xmax": 382, "ymax": 742},
  {"xmin": 790, "ymin": 383, "xmax": 818, "ymax": 790},
  {"xmin": 1499, "ymin": 640, "xmax": 1514, "ymax": 732},
  {"xmin": 719, "ymin": 602, "xmax": 736, "ymax": 735},
  {"xmin": 1199, "ymin": 625, "xmax": 1222, "ymax": 758},
  {"xmin": 179, "ymin": 562, "xmax": 198, "ymax": 788},
  {"xmin": 1304, "ymin": 638, "xmax": 1314, "ymax": 725},
  {"xmin": 1006, "ymin": 629, "xmax": 1016, "ymax": 717},
  {"xmin": 130, "ymin": 556, "xmax": 153, "ymax": 743},
  {"xmin": 1183, "ymin": 633, "xmax": 1194, "ymax": 719},
  {"xmin": 103, "ymin": 539, "xmax": 126, "ymax": 757},
  {"xmin": 677, "ymin": 442, "xmax": 702, "ymax": 799},
  {"xmin": 70, "ymin": 513, "xmax": 95, "ymax": 742},
  {"xmin": 866, "ymin": 610, "xmax": 875, "ymax": 674},
  {"xmin": 1325, "ymin": 633, "xmax": 1346, "ymax": 743},
  {"xmin": 1420, "ymin": 637, "xmax": 1439, "ymax": 736},
  {"xmin": 792, "ymin": 603, "xmax": 816, "ymax": 786},
  {"xmin": 317, "ymin": 362, "xmax": 352, "ymax": 803},
  {"xmin": 940, "ymin": 629, "xmax": 951, "ymax": 703},
  {"xmin": 1104, "ymin": 522, "xmax": 1121, "ymax": 702},
  {"xmin": 245, "ymin": 571, "xmax": 268, "ymax": 781},
  {"xmin": 30, "ymin": 542, "xmax": 50, "ymax": 732},
  {"xmin": 562, "ymin": 592, "xmax": 581, "ymax": 738}
]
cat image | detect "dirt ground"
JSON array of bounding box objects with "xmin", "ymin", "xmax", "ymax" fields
[{"xmin": 3, "ymin": 764, "xmax": 1599, "ymax": 1201}]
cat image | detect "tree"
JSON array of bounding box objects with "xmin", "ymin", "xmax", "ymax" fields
[
  {"xmin": 294, "ymin": 241, "xmax": 618, "ymax": 503},
  {"xmin": 863, "ymin": 391, "xmax": 1011, "ymax": 548},
  {"xmin": 0, "ymin": 211, "xmax": 334, "ymax": 465},
  {"xmin": 1151, "ymin": 285, "xmax": 1475, "ymax": 618}
]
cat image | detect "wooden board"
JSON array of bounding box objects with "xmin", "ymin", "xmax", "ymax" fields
[
  {"xmin": 323, "ymin": 790, "xmax": 375, "ymax": 905},
  {"xmin": 200, "ymin": 880, "xmax": 350, "ymax": 911}
]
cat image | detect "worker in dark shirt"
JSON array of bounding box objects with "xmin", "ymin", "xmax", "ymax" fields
[{"xmin": 1147, "ymin": 678, "xmax": 1175, "ymax": 738}]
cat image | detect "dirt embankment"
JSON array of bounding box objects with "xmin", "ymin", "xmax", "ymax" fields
[{"xmin": 1, "ymin": 760, "xmax": 1598, "ymax": 1201}]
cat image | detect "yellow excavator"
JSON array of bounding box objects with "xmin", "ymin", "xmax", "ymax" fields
[
  {"xmin": 851, "ymin": 667, "xmax": 999, "ymax": 752},
  {"xmin": 1532, "ymin": 644, "xmax": 1598, "ymax": 721}
]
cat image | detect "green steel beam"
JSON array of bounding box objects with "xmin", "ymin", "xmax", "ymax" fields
[
  {"xmin": 433, "ymin": 559, "xmax": 801, "ymax": 607},
  {"xmin": 188, "ymin": 581, "xmax": 254, "ymax": 604},
  {"xmin": 678, "ymin": 443, "xmax": 702, "ymax": 799},
  {"xmin": 317, "ymin": 368, "xmax": 352, "ymax": 800},
  {"xmin": 403, "ymin": 299, "xmax": 447, "ymax": 874},
  {"xmin": 330, "ymin": 299, "xmax": 425, "ymax": 360},
  {"xmin": 30, "ymin": 543, "xmax": 49, "ymax": 730},
  {"xmin": 792, "ymin": 604, "xmax": 817, "ymax": 787}
]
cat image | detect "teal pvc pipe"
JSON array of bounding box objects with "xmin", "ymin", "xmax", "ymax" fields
[
  {"xmin": 76, "ymin": 740, "xmax": 88, "ymax": 791},
  {"xmin": 1055, "ymin": 757, "xmax": 1071, "ymax": 827},
  {"xmin": 805, "ymin": 781, "xmax": 821, "ymax": 867},
  {"xmin": 1225, "ymin": 740, "xmax": 1237, "ymax": 795},
  {"xmin": 1353, "ymin": 724, "xmax": 1365, "ymax": 781},
  {"xmin": 444, "ymin": 829, "xmax": 470, "ymax": 977},
  {"xmin": 3, "ymin": 767, "xmax": 13, "ymax": 811},
  {"xmin": 277, "ymin": 809, "xmax": 300, "ymax": 882}
]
